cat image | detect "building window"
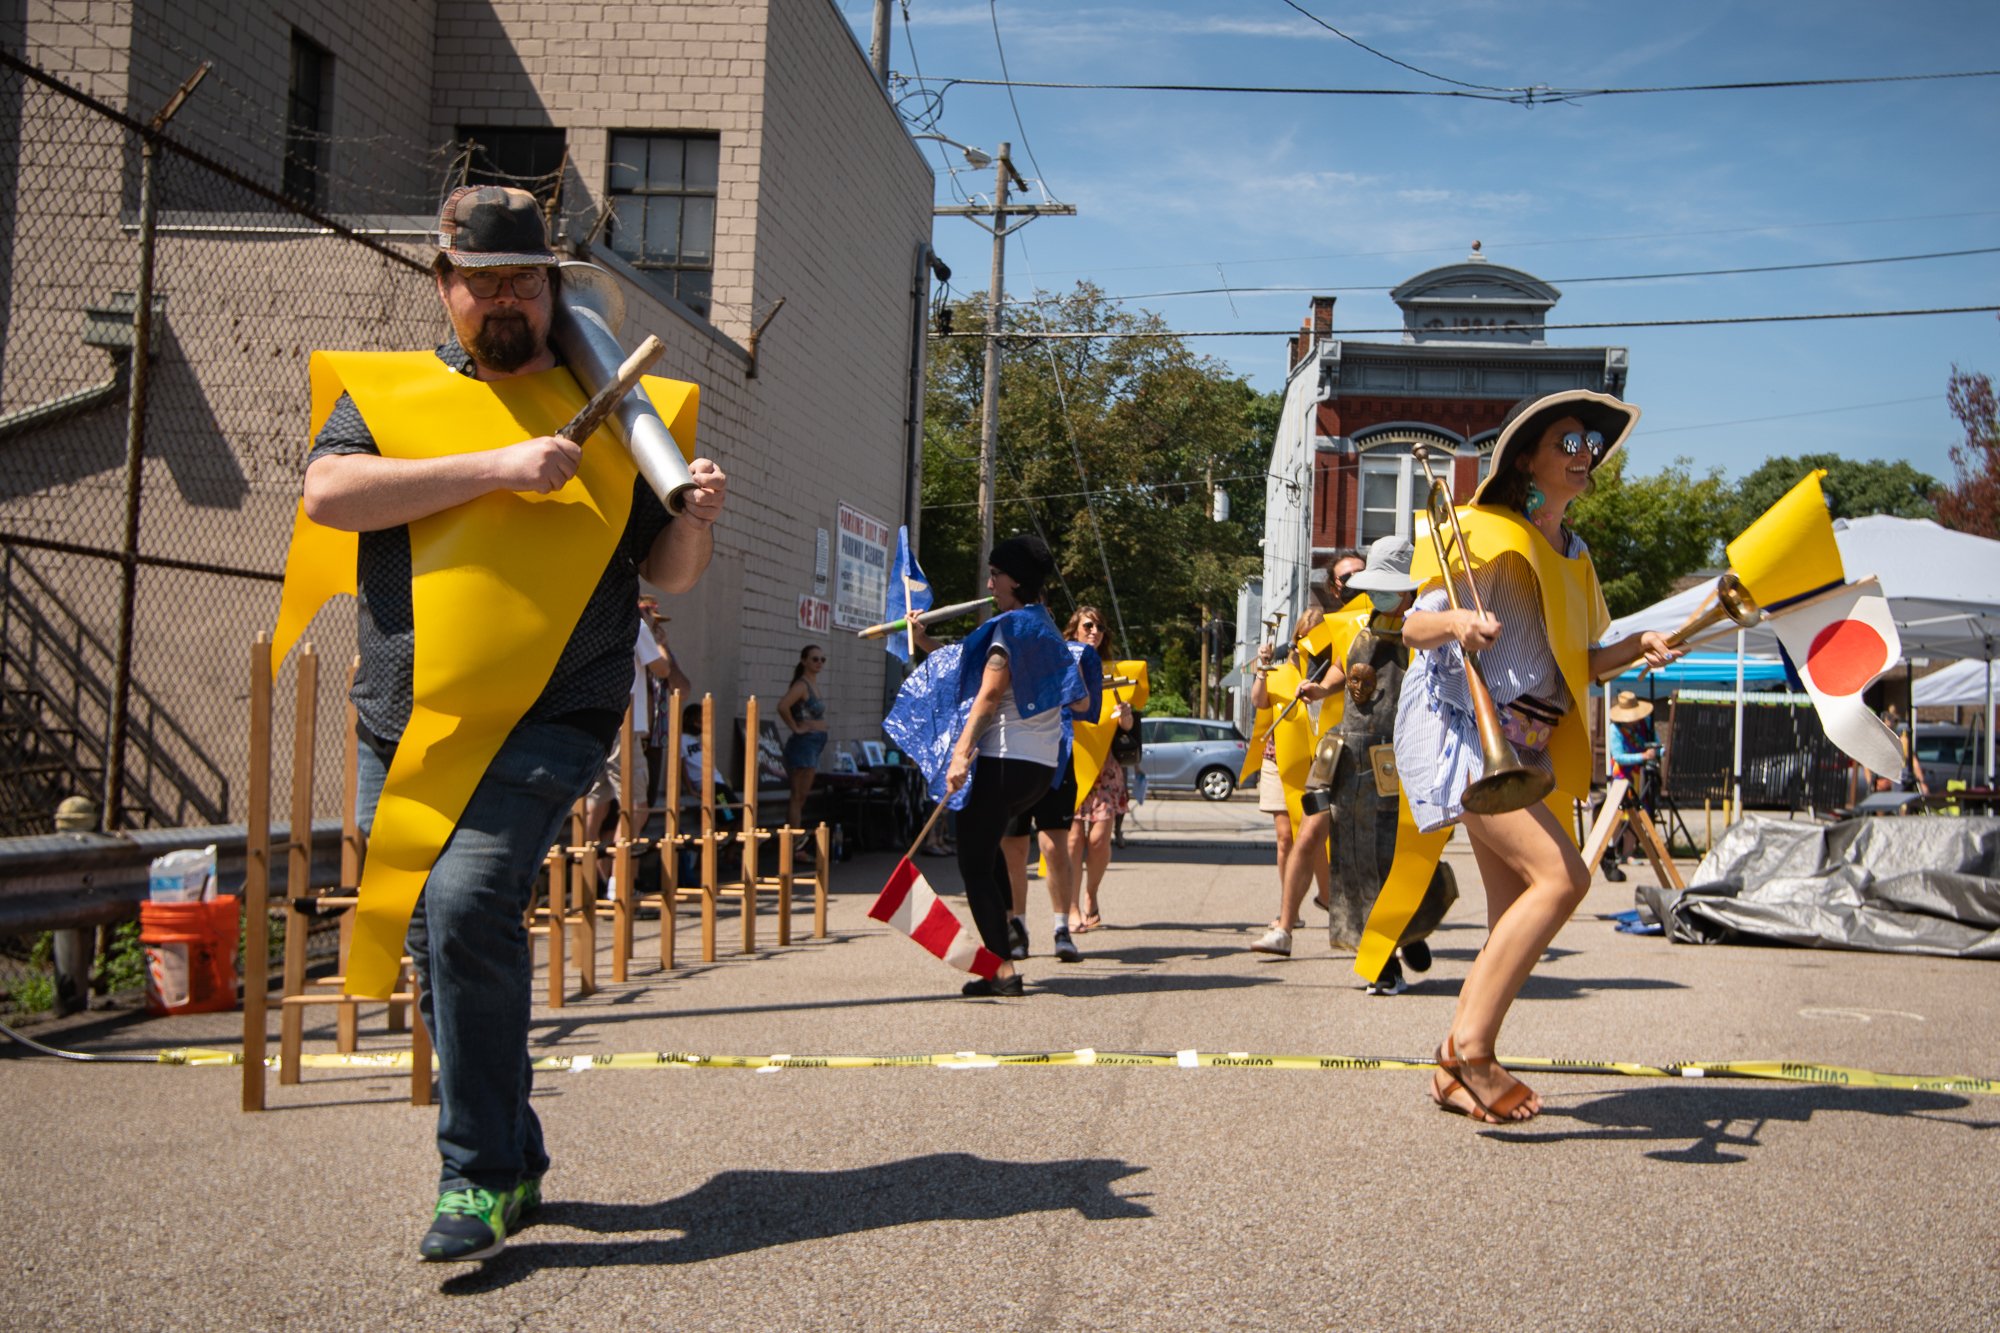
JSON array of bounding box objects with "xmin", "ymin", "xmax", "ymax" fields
[
  {"xmin": 1355, "ymin": 429, "xmax": 1464, "ymax": 543},
  {"xmin": 606, "ymin": 132, "xmax": 719, "ymax": 317},
  {"xmin": 283, "ymin": 32, "xmax": 331, "ymax": 207},
  {"xmin": 458, "ymin": 127, "xmax": 567, "ymax": 206}
]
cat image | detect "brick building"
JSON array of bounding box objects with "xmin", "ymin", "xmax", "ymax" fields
[
  {"xmin": 1237, "ymin": 248, "xmax": 1629, "ymax": 729},
  {"xmin": 0, "ymin": 2, "xmax": 935, "ymax": 828}
]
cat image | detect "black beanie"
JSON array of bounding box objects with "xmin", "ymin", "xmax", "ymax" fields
[{"xmin": 988, "ymin": 534, "xmax": 1054, "ymax": 601}]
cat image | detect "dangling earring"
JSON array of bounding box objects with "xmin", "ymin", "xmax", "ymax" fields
[{"xmin": 1524, "ymin": 481, "xmax": 1547, "ymax": 520}]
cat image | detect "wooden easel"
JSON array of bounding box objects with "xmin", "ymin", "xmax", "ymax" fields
[{"xmin": 1582, "ymin": 776, "xmax": 1686, "ymax": 891}]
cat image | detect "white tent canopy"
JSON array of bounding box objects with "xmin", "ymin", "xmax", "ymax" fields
[{"xmin": 1914, "ymin": 658, "xmax": 2000, "ymax": 708}]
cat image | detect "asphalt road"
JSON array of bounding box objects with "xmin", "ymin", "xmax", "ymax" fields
[{"xmin": 3, "ymin": 797, "xmax": 1995, "ymax": 1331}]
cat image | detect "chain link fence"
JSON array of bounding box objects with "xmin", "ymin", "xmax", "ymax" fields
[{"xmin": 0, "ymin": 51, "xmax": 452, "ymax": 1011}]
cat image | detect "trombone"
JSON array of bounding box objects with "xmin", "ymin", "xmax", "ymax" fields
[
  {"xmin": 1592, "ymin": 571, "xmax": 1762, "ymax": 682},
  {"xmin": 1409, "ymin": 445, "xmax": 1553, "ymax": 815}
]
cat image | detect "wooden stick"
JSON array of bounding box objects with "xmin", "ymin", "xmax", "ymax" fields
[
  {"xmin": 558, "ymin": 335, "xmax": 664, "ymax": 443},
  {"xmin": 857, "ymin": 596, "xmax": 995, "ymax": 640},
  {"xmin": 901, "ymin": 796, "xmax": 950, "ymax": 865}
]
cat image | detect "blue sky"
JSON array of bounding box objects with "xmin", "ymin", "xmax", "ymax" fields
[{"xmin": 840, "ymin": 0, "xmax": 2000, "ymax": 486}]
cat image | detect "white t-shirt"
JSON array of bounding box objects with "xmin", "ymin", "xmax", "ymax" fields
[
  {"xmin": 975, "ymin": 646, "xmax": 1063, "ymax": 767},
  {"xmin": 630, "ymin": 625, "xmax": 665, "ymax": 737}
]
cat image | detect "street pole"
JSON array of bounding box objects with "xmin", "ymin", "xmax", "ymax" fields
[
  {"xmin": 869, "ymin": 0, "xmax": 891, "ymax": 91},
  {"xmin": 931, "ymin": 143, "xmax": 1073, "ymax": 607},
  {"xmin": 974, "ymin": 143, "xmax": 1011, "ymax": 592},
  {"xmin": 105, "ymin": 63, "xmax": 205, "ymax": 832}
]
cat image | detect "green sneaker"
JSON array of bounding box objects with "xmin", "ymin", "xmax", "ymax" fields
[
  {"xmin": 503, "ymin": 1176, "xmax": 542, "ymax": 1233},
  {"xmin": 418, "ymin": 1187, "xmax": 508, "ymax": 1262}
]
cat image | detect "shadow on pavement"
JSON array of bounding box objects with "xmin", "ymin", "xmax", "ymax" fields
[
  {"xmin": 1079, "ymin": 943, "xmax": 1261, "ymax": 966},
  {"xmin": 441, "ymin": 1152, "xmax": 1152, "ymax": 1293},
  {"xmin": 1513, "ymin": 974, "xmax": 1689, "ymax": 1001},
  {"xmin": 1027, "ymin": 972, "xmax": 1279, "ymax": 999},
  {"xmin": 1475, "ymin": 1084, "xmax": 1996, "ymax": 1162}
]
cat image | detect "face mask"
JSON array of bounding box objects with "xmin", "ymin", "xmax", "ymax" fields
[{"xmin": 1368, "ymin": 590, "xmax": 1403, "ymax": 612}]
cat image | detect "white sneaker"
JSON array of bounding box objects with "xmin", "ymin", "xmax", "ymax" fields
[{"xmin": 1250, "ymin": 927, "xmax": 1292, "ymax": 957}]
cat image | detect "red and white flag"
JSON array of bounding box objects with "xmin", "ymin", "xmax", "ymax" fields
[
  {"xmin": 1767, "ymin": 576, "xmax": 1905, "ymax": 778},
  {"xmin": 867, "ymin": 859, "xmax": 1002, "ymax": 979}
]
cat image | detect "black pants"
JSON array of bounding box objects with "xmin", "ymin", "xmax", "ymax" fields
[{"xmin": 954, "ymin": 757, "xmax": 1055, "ymax": 956}]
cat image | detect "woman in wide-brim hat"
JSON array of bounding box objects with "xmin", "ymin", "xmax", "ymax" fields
[{"xmin": 1395, "ymin": 389, "xmax": 1683, "ymax": 1125}]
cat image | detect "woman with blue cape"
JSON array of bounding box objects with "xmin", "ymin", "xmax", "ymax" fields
[{"xmin": 943, "ymin": 535, "xmax": 1086, "ymax": 997}]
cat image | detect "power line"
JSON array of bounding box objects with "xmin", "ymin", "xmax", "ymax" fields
[
  {"xmin": 922, "ymin": 471, "xmax": 1272, "ymax": 511},
  {"xmin": 915, "ymin": 67, "xmax": 2000, "ymax": 110},
  {"xmin": 1017, "ymin": 210, "xmax": 2000, "ymax": 278},
  {"xmin": 987, "ymin": 0, "xmax": 1054, "ymax": 200},
  {"xmin": 1276, "ymin": 0, "xmax": 1514, "ymax": 94},
  {"xmin": 931, "ymin": 303, "xmax": 2000, "ymax": 340},
  {"xmin": 991, "ymin": 245, "xmax": 2000, "ymax": 309},
  {"xmin": 1016, "ymin": 233, "xmax": 1125, "ymax": 646},
  {"xmin": 1643, "ymin": 394, "xmax": 1944, "ymax": 436}
]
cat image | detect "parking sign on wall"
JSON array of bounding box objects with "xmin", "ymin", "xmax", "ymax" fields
[{"xmin": 833, "ymin": 503, "xmax": 891, "ymax": 630}]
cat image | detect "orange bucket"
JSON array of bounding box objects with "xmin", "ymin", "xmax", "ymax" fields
[{"xmin": 139, "ymin": 895, "xmax": 240, "ymax": 1016}]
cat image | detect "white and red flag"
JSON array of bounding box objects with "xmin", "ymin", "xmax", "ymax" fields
[
  {"xmin": 867, "ymin": 859, "xmax": 1002, "ymax": 979},
  {"xmin": 1767, "ymin": 576, "xmax": 1906, "ymax": 778}
]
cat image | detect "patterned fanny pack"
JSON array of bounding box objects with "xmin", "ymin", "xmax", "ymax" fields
[{"xmin": 1498, "ymin": 694, "xmax": 1564, "ymax": 754}]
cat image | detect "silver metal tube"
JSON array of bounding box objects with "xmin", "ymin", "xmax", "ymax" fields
[{"xmin": 552, "ymin": 262, "xmax": 697, "ymax": 513}]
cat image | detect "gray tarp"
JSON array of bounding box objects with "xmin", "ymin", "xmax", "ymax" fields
[{"xmin": 1637, "ymin": 815, "xmax": 2000, "ymax": 958}]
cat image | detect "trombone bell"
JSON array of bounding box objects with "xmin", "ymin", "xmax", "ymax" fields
[{"xmin": 1661, "ymin": 571, "xmax": 1763, "ymax": 651}]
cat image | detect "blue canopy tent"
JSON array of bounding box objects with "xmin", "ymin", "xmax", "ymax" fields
[{"xmin": 1600, "ymin": 652, "xmax": 1789, "ymax": 689}]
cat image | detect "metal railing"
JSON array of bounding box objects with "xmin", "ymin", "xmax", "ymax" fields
[{"xmin": 0, "ymin": 544, "xmax": 228, "ymax": 833}]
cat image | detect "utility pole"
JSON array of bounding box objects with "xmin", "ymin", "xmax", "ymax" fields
[
  {"xmin": 1199, "ymin": 461, "xmax": 1213, "ymax": 718},
  {"xmin": 934, "ymin": 142, "xmax": 1074, "ymax": 603},
  {"xmin": 869, "ymin": 0, "xmax": 891, "ymax": 91}
]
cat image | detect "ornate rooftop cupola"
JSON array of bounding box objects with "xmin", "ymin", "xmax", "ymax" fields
[{"xmin": 1389, "ymin": 241, "xmax": 1561, "ymax": 346}]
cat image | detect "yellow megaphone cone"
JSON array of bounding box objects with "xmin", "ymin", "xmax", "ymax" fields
[{"xmin": 1725, "ymin": 469, "xmax": 1845, "ymax": 608}]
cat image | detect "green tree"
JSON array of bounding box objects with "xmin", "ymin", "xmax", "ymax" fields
[
  {"xmin": 920, "ymin": 284, "xmax": 1265, "ymax": 680},
  {"xmin": 1940, "ymin": 365, "xmax": 2000, "ymax": 538},
  {"xmin": 1727, "ymin": 453, "xmax": 1937, "ymax": 535},
  {"xmin": 1568, "ymin": 455, "xmax": 1735, "ymax": 618}
]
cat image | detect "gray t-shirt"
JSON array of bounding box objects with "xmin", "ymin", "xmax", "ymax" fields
[{"xmin": 304, "ymin": 342, "xmax": 671, "ymax": 746}]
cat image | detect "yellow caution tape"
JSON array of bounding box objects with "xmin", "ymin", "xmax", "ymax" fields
[{"xmin": 147, "ymin": 1047, "xmax": 1996, "ymax": 1092}]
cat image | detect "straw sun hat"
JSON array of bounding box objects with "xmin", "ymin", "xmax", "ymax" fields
[
  {"xmin": 1470, "ymin": 389, "xmax": 1642, "ymax": 507},
  {"xmin": 1608, "ymin": 690, "xmax": 1654, "ymax": 724}
]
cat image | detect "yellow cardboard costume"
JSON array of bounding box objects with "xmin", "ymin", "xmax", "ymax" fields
[
  {"xmin": 1354, "ymin": 506, "xmax": 1608, "ymax": 983},
  {"xmin": 1238, "ymin": 599, "xmax": 1367, "ymax": 833},
  {"xmin": 273, "ymin": 351, "xmax": 698, "ymax": 998},
  {"xmin": 1071, "ymin": 659, "xmax": 1149, "ymax": 810}
]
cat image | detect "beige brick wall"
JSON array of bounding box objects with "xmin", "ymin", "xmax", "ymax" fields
[
  {"xmin": 1, "ymin": 1, "xmax": 936, "ymax": 818},
  {"xmin": 429, "ymin": 0, "xmax": 766, "ymax": 345},
  {"xmin": 124, "ymin": 0, "xmax": 440, "ymax": 212},
  {"xmin": 736, "ymin": 0, "xmax": 933, "ymax": 748}
]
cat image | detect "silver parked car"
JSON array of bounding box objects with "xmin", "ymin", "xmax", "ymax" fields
[{"xmin": 1139, "ymin": 716, "xmax": 1249, "ymax": 801}]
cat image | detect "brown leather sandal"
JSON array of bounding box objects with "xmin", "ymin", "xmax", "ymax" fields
[
  {"xmin": 1430, "ymin": 1067, "xmax": 1473, "ymax": 1116},
  {"xmin": 1434, "ymin": 1034, "xmax": 1539, "ymax": 1124}
]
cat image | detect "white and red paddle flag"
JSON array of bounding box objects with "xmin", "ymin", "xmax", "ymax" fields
[
  {"xmin": 867, "ymin": 858, "xmax": 1002, "ymax": 979},
  {"xmin": 1767, "ymin": 576, "xmax": 1906, "ymax": 779}
]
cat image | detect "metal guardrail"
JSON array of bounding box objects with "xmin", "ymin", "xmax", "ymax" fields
[{"xmin": 0, "ymin": 819, "xmax": 344, "ymax": 934}]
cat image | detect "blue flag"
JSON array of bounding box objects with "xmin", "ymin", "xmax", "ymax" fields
[
  {"xmin": 883, "ymin": 644, "xmax": 970, "ymax": 808},
  {"xmin": 881, "ymin": 606, "xmax": 1087, "ymax": 809},
  {"xmin": 884, "ymin": 526, "xmax": 933, "ymax": 664}
]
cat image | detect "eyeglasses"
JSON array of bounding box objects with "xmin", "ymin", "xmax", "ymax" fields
[
  {"xmin": 459, "ymin": 268, "xmax": 548, "ymax": 300},
  {"xmin": 808, "ymin": 655, "xmax": 827, "ymax": 663},
  {"xmin": 1079, "ymin": 621, "xmax": 1101, "ymax": 632},
  {"xmin": 1558, "ymin": 430, "xmax": 1606, "ymax": 458}
]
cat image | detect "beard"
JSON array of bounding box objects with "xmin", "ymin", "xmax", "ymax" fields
[{"xmin": 468, "ymin": 311, "xmax": 540, "ymax": 372}]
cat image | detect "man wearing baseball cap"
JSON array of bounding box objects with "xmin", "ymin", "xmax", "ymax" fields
[{"xmin": 293, "ymin": 185, "xmax": 727, "ymax": 1261}]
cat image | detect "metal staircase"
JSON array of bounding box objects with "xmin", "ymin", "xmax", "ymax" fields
[{"xmin": 0, "ymin": 545, "xmax": 229, "ymax": 836}]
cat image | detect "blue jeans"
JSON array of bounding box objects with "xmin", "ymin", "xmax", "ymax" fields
[{"xmin": 356, "ymin": 719, "xmax": 608, "ymax": 1195}]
